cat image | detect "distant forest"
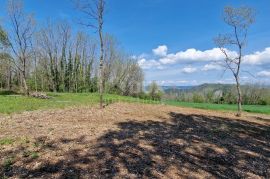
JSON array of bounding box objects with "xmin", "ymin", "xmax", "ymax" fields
[{"xmin": 163, "ymin": 83, "xmax": 270, "ymax": 105}]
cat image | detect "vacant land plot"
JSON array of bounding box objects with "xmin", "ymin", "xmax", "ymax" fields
[{"xmin": 1, "ymin": 103, "xmax": 270, "ymax": 178}]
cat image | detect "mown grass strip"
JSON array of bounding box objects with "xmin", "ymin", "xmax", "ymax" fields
[{"xmin": 164, "ymin": 100, "xmax": 270, "ymax": 114}]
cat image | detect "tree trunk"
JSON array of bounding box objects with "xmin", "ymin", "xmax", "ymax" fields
[
  {"xmin": 34, "ymin": 55, "xmax": 38, "ymax": 92},
  {"xmin": 7, "ymin": 68, "xmax": 12, "ymax": 91},
  {"xmin": 22, "ymin": 72, "xmax": 29, "ymax": 96},
  {"xmin": 99, "ymin": 27, "xmax": 104, "ymax": 109},
  {"xmin": 235, "ymin": 77, "xmax": 242, "ymax": 117}
]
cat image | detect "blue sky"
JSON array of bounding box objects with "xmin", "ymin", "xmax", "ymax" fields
[{"xmin": 1, "ymin": 0, "xmax": 269, "ymax": 86}]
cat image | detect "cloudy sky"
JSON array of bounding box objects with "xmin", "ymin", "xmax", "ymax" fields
[{"xmin": 0, "ymin": 0, "xmax": 269, "ymax": 86}]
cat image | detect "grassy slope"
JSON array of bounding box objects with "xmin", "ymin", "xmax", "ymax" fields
[
  {"xmin": 0, "ymin": 93, "xmax": 158, "ymax": 114},
  {"xmin": 164, "ymin": 100, "xmax": 270, "ymax": 115},
  {"xmin": 0, "ymin": 92, "xmax": 269, "ymax": 115}
]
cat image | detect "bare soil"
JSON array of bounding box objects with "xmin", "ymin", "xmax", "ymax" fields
[{"xmin": 1, "ymin": 103, "xmax": 270, "ymax": 178}]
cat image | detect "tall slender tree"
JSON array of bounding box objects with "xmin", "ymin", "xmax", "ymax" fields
[
  {"xmin": 214, "ymin": 6, "xmax": 255, "ymax": 117},
  {"xmin": 75, "ymin": 0, "xmax": 105, "ymax": 108},
  {"xmin": 6, "ymin": 0, "xmax": 35, "ymax": 95}
]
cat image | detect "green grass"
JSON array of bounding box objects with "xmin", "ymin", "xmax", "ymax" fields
[
  {"xmin": 30, "ymin": 152, "xmax": 39, "ymax": 159},
  {"xmin": 23, "ymin": 151, "xmax": 39, "ymax": 159},
  {"xmin": 0, "ymin": 92, "xmax": 269, "ymax": 115},
  {"xmin": 0, "ymin": 138, "xmax": 14, "ymax": 145},
  {"xmin": 164, "ymin": 100, "xmax": 270, "ymax": 114},
  {"xmin": 0, "ymin": 92, "xmax": 159, "ymax": 114}
]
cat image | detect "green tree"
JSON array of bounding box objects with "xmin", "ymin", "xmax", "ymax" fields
[{"xmin": 148, "ymin": 81, "xmax": 163, "ymax": 100}]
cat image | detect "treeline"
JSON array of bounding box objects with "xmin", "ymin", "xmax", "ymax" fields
[
  {"xmin": 0, "ymin": 0, "xmax": 144, "ymax": 96},
  {"xmin": 164, "ymin": 84, "xmax": 270, "ymax": 105}
]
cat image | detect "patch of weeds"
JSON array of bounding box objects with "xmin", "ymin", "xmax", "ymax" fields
[
  {"xmin": 33, "ymin": 137, "xmax": 46, "ymax": 148},
  {"xmin": 23, "ymin": 150, "xmax": 39, "ymax": 159},
  {"xmin": 212, "ymin": 125, "xmax": 228, "ymax": 133},
  {"xmin": 21, "ymin": 137, "xmax": 30, "ymax": 144},
  {"xmin": 3, "ymin": 156, "xmax": 15, "ymax": 171},
  {"xmin": 33, "ymin": 141, "xmax": 45, "ymax": 148},
  {"xmin": 0, "ymin": 138, "xmax": 14, "ymax": 146},
  {"xmin": 1, "ymin": 175, "xmax": 9, "ymax": 179},
  {"xmin": 31, "ymin": 152, "xmax": 39, "ymax": 159},
  {"xmin": 22, "ymin": 150, "xmax": 31, "ymax": 158},
  {"xmin": 219, "ymin": 124, "xmax": 229, "ymax": 131},
  {"xmin": 219, "ymin": 132, "xmax": 229, "ymax": 138},
  {"xmin": 33, "ymin": 142, "xmax": 40, "ymax": 147},
  {"xmin": 211, "ymin": 128, "xmax": 220, "ymax": 133}
]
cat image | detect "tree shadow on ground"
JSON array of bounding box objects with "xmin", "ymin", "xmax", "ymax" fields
[{"xmin": 1, "ymin": 112, "xmax": 270, "ymax": 178}]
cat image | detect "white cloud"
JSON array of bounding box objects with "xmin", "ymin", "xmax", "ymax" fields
[
  {"xmin": 181, "ymin": 66, "xmax": 197, "ymax": 74},
  {"xmin": 152, "ymin": 45, "xmax": 168, "ymax": 56},
  {"xmin": 138, "ymin": 58, "xmax": 163, "ymax": 70},
  {"xmin": 216, "ymin": 79, "xmax": 235, "ymax": 84},
  {"xmin": 137, "ymin": 45, "xmax": 270, "ymax": 70},
  {"xmin": 159, "ymin": 48, "xmax": 237, "ymax": 65},
  {"xmin": 202, "ymin": 63, "xmax": 223, "ymax": 71},
  {"xmin": 157, "ymin": 80, "xmax": 188, "ymax": 85},
  {"xmin": 243, "ymin": 48, "xmax": 270, "ymax": 65},
  {"xmin": 145, "ymin": 80, "xmax": 195, "ymax": 86},
  {"xmin": 257, "ymin": 71, "xmax": 270, "ymax": 77}
]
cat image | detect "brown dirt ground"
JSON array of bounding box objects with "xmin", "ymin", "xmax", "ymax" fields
[{"xmin": 0, "ymin": 103, "xmax": 270, "ymax": 178}]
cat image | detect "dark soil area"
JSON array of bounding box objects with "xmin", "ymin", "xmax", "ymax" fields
[{"xmin": 1, "ymin": 103, "xmax": 269, "ymax": 178}]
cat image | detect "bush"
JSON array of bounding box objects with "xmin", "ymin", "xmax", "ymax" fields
[
  {"xmin": 138, "ymin": 92, "xmax": 151, "ymax": 100},
  {"xmin": 192, "ymin": 94, "xmax": 204, "ymax": 103},
  {"xmin": 148, "ymin": 81, "xmax": 163, "ymax": 101},
  {"xmin": 258, "ymin": 99, "xmax": 267, "ymax": 105}
]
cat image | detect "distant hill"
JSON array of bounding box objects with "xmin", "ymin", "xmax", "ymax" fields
[
  {"xmin": 162, "ymin": 83, "xmax": 270, "ymax": 94},
  {"xmin": 162, "ymin": 83, "xmax": 232, "ymax": 94},
  {"xmin": 161, "ymin": 86, "xmax": 194, "ymax": 91},
  {"xmin": 145, "ymin": 85, "xmax": 195, "ymax": 92}
]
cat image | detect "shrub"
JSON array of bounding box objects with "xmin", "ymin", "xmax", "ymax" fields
[
  {"xmin": 192, "ymin": 93, "xmax": 204, "ymax": 103},
  {"xmin": 258, "ymin": 99, "xmax": 267, "ymax": 105},
  {"xmin": 3, "ymin": 157, "xmax": 15, "ymax": 171},
  {"xmin": 148, "ymin": 81, "xmax": 163, "ymax": 101}
]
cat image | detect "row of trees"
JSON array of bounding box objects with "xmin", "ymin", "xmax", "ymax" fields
[
  {"xmin": 165, "ymin": 84, "xmax": 270, "ymax": 105},
  {"xmin": 0, "ymin": 0, "xmax": 144, "ymax": 99}
]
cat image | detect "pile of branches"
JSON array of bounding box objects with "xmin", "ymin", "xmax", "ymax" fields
[{"xmin": 30, "ymin": 92, "xmax": 50, "ymax": 99}]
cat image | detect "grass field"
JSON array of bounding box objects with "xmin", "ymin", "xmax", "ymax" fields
[
  {"xmin": 0, "ymin": 92, "xmax": 159, "ymax": 114},
  {"xmin": 164, "ymin": 100, "xmax": 270, "ymax": 114},
  {"xmin": 0, "ymin": 92, "xmax": 269, "ymax": 114}
]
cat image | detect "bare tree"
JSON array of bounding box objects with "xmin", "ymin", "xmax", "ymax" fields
[
  {"xmin": 214, "ymin": 6, "xmax": 255, "ymax": 117},
  {"xmin": 75, "ymin": 0, "xmax": 105, "ymax": 108},
  {"xmin": 6, "ymin": 0, "xmax": 35, "ymax": 95},
  {"xmin": 38, "ymin": 21, "xmax": 59, "ymax": 92}
]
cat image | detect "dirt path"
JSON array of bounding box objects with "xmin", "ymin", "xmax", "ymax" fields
[{"xmin": 1, "ymin": 103, "xmax": 270, "ymax": 178}]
